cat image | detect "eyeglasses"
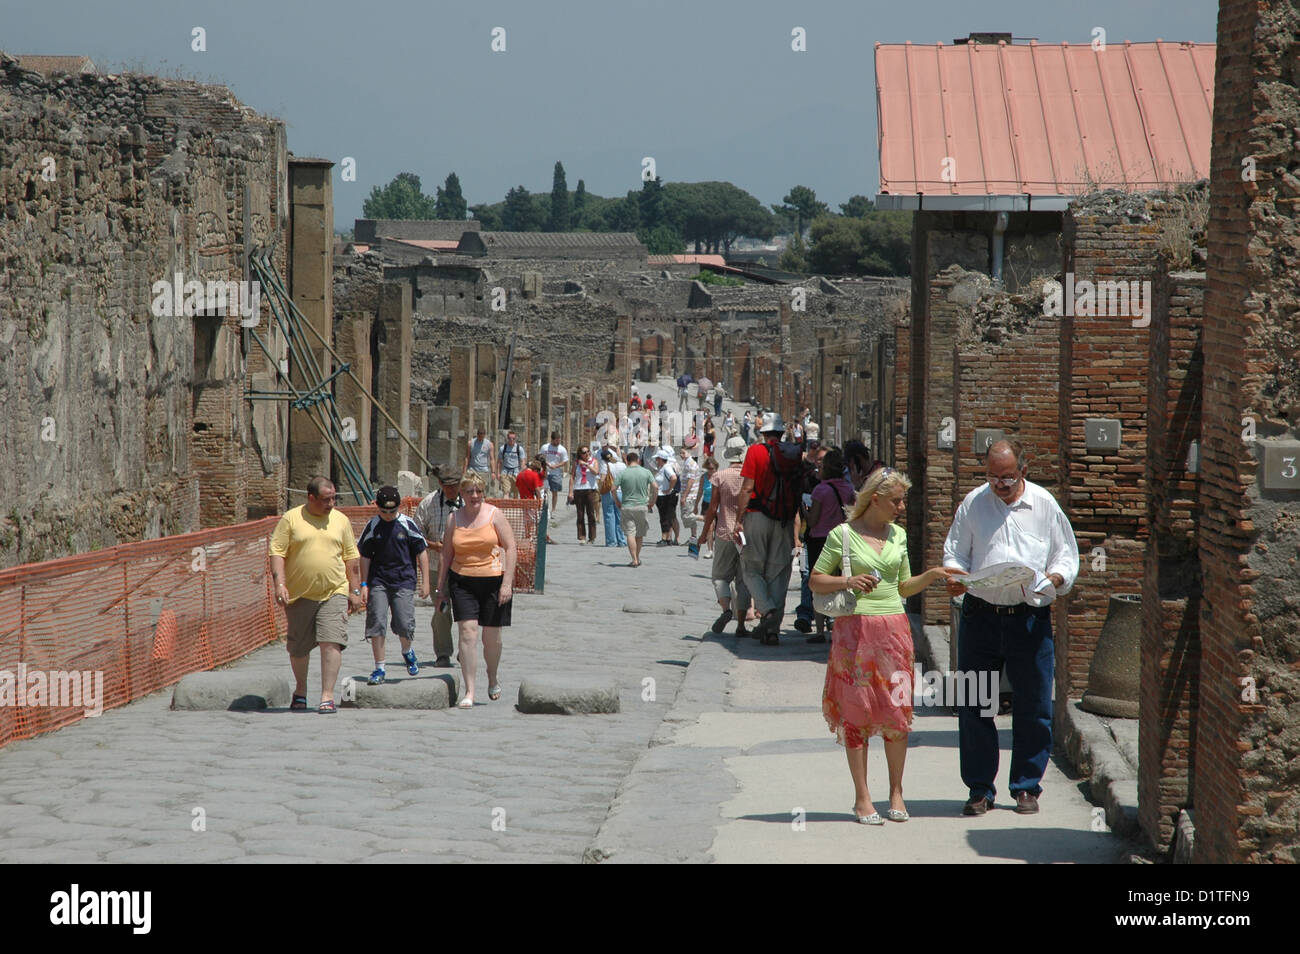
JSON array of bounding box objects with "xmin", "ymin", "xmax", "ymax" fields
[{"xmin": 987, "ymin": 475, "xmax": 1020, "ymax": 488}]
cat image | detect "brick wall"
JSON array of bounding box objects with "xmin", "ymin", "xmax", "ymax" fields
[
  {"xmin": 1056, "ymin": 195, "xmax": 1166, "ymax": 722},
  {"xmin": 954, "ymin": 283, "xmax": 1062, "ymax": 505},
  {"xmin": 893, "ymin": 307, "xmax": 910, "ymax": 469},
  {"xmin": 1140, "ymin": 267, "xmax": 1204, "ymax": 851},
  {"xmin": 1194, "ymin": 0, "xmax": 1300, "ymax": 864},
  {"xmin": 919, "ymin": 265, "xmax": 977, "ymax": 623}
]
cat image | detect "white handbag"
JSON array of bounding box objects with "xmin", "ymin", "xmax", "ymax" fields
[{"xmin": 813, "ymin": 523, "xmax": 859, "ymax": 618}]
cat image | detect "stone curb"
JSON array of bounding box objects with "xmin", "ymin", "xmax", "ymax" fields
[
  {"xmin": 1061, "ymin": 701, "xmax": 1140, "ymax": 838},
  {"xmin": 584, "ymin": 633, "xmax": 740, "ymax": 863},
  {"xmin": 171, "ymin": 672, "xmax": 293, "ymax": 710}
]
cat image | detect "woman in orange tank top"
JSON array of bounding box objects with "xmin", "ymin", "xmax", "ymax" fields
[{"xmin": 434, "ymin": 472, "xmax": 518, "ymax": 708}]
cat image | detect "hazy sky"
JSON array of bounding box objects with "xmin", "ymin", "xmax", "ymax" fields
[{"xmin": 4, "ymin": 0, "xmax": 1217, "ymax": 228}]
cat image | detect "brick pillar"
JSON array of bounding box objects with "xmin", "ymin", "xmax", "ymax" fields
[
  {"xmin": 333, "ymin": 312, "xmax": 373, "ymax": 490},
  {"xmin": 409, "ymin": 403, "xmax": 429, "ymax": 478},
  {"xmin": 893, "ymin": 307, "xmax": 911, "ymax": 469},
  {"xmin": 1193, "ymin": 0, "xmax": 1300, "ymax": 863},
  {"xmin": 1057, "ymin": 200, "xmax": 1161, "ymax": 724},
  {"xmin": 287, "ymin": 159, "xmax": 335, "ymax": 503},
  {"xmin": 475, "ymin": 342, "xmax": 498, "ymax": 429},
  {"xmin": 538, "ymin": 364, "xmax": 553, "ymax": 441},
  {"xmin": 1140, "ymin": 267, "xmax": 1204, "ymax": 852},
  {"xmin": 920, "ymin": 266, "xmax": 965, "ymax": 624},
  {"xmin": 426, "ymin": 406, "xmax": 459, "ymax": 475},
  {"xmin": 374, "ymin": 281, "xmax": 412, "ymax": 483},
  {"xmin": 629, "ymin": 335, "xmax": 642, "ymax": 384},
  {"xmin": 509, "ymin": 353, "xmax": 531, "ymax": 436},
  {"xmin": 449, "ymin": 344, "xmax": 477, "ymax": 443}
]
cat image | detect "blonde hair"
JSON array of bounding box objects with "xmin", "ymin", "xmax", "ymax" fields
[
  {"xmin": 845, "ymin": 467, "xmax": 912, "ymax": 522},
  {"xmin": 460, "ymin": 471, "xmax": 488, "ymax": 494}
]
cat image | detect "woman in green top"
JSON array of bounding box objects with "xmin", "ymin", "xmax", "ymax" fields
[{"xmin": 809, "ymin": 467, "xmax": 964, "ymax": 825}]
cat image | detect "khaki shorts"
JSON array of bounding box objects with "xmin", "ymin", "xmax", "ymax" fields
[
  {"xmin": 621, "ymin": 504, "xmax": 649, "ymax": 538},
  {"xmin": 285, "ymin": 594, "xmax": 349, "ymax": 656}
]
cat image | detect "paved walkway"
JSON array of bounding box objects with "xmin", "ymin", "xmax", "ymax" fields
[{"xmin": 0, "ymin": 380, "xmax": 1129, "ymax": 863}]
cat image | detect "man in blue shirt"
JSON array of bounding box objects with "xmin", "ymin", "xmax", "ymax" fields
[{"xmin": 358, "ymin": 485, "xmax": 430, "ymax": 684}]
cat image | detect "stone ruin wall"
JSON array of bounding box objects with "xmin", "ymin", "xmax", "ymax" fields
[
  {"xmin": 332, "ymin": 248, "xmax": 904, "ymax": 410},
  {"xmin": 1195, "ymin": 0, "xmax": 1300, "ymax": 863},
  {"xmin": 0, "ymin": 53, "xmax": 287, "ymax": 569}
]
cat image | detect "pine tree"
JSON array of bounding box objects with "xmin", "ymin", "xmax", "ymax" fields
[
  {"xmin": 435, "ymin": 172, "xmax": 468, "ymax": 220},
  {"xmin": 548, "ymin": 162, "xmax": 570, "ymax": 232},
  {"xmin": 572, "ymin": 180, "xmax": 588, "ymax": 228}
]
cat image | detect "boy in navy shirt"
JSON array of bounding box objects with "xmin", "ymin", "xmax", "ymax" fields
[{"xmin": 358, "ymin": 485, "xmax": 430, "ymax": 684}]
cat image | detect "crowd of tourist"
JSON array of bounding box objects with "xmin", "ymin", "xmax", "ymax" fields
[{"xmin": 274, "ymin": 370, "xmax": 1078, "ymax": 829}]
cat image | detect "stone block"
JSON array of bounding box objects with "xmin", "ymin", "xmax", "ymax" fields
[
  {"xmin": 340, "ymin": 671, "xmax": 461, "ymax": 709},
  {"xmin": 397, "ymin": 470, "xmax": 423, "ymax": 499},
  {"xmin": 517, "ymin": 677, "xmax": 621, "ymax": 714},
  {"xmin": 171, "ymin": 672, "xmax": 293, "ymax": 711},
  {"xmin": 622, "ymin": 602, "xmax": 685, "ymax": 615},
  {"xmin": 1257, "ymin": 438, "xmax": 1300, "ymax": 491},
  {"xmin": 972, "ymin": 428, "xmax": 1005, "ymax": 456},
  {"xmin": 1085, "ymin": 418, "xmax": 1122, "ymax": 452}
]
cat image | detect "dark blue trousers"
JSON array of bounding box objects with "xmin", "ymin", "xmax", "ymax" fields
[{"xmin": 956, "ymin": 596, "xmax": 1054, "ymax": 802}]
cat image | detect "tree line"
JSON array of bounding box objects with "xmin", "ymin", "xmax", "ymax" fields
[{"xmin": 361, "ymin": 165, "xmax": 911, "ymax": 277}]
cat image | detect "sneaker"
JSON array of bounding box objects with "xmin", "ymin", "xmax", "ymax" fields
[
  {"xmin": 793, "ymin": 618, "xmax": 813, "ymax": 634},
  {"xmin": 403, "ymin": 650, "xmax": 419, "ymax": 676},
  {"xmin": 368, "ymin": 668, "xmax": 385, "ymax": 685},
  {"xmin": 710, "ymin": 609, "xmax": 734, "ymax": 634}
]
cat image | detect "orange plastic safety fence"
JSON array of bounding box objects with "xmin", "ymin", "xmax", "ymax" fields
[
  {"xmin": 339, "ymin": 497, "xmax": 539, "ymax": 594},
  {"xmin": 0, "ymin": 518, "xmax": 283, "ymax": 752},
  {"xmin": 0, "ymin": 498, "xmax": 542, "ymax": 752}
]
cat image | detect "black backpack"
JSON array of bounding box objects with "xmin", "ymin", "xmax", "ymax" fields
[{"xmin": 755, "ymin": 442, "xmax": 814, "ymax": 522}]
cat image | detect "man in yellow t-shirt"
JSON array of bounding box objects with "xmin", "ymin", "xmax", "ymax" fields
[{"xmin": 269, "ymin": 476, "xmax": 363, "ymax": 713}]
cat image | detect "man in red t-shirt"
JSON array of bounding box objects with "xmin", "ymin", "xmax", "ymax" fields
[
  {"xmin": 736, "ymin": 412, "xmax": 796, "ymax": 643},
  {"xmin": 645, "ymin": 394, "xmax": 655, "ymax": 413},
  {"xmin": 515, "ymin": 459, "xmax": 546, "ymax": 541}
]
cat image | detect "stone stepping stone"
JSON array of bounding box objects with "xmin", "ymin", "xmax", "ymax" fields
[
  {"xmin": 340, "ymin": 671, "xmax": 462, "ymax": 709},
  {"xmin": 171, "ymin": 673, "xmax": 292, "ymax": 711},
  {"xmin": 517, "ymin": 676, "xmax": 621, "ymax": 714},
  {"xmin": 622, "ymin": 602, "xmax": 684, "ymax": 615}
]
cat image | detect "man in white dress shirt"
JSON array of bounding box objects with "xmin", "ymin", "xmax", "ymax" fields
[{"xmin": 943, "ymin": 440, "xmax": 1079, "ymax": 817}]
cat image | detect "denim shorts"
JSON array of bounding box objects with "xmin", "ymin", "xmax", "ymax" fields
[{"xmin": 364, "ymin": 584, "xmax": 415, "ymax": 640}]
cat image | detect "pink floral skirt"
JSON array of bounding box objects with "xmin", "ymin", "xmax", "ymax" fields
[{"xmin": 823, "ymin": 612, "xmax": 913, "ymax": 748}]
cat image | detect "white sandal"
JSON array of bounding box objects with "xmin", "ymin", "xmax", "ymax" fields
[{"xmin": 456, "ymin": 697, "xmax": 474, "ymax": 709}]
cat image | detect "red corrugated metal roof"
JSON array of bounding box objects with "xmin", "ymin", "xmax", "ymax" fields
[{"xmin": 876, "ymin": 40, "xmax": 1214, "ymax": 196}]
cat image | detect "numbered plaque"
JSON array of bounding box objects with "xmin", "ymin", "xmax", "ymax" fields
[
  {"xmin": 1259, "ymin": 439, "xmax": 1300, "ymax": 490},
  {"xmin": 973, "ymin": 428, "xmax": 1004, "ymax": 455},
  {"xmin": 1085, "ymin": 418, "xmax": 1122, "ymax": 452}
]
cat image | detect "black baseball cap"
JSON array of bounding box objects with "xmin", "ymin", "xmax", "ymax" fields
[{"xmin": 376, "ymin": 486, "xmax": 401, "ymax": 509}]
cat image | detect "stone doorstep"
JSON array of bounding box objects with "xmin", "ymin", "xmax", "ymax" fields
[
  {"xmin": 341, "ymin": 671, "xmax": 462, "ymax": 709},
  {"xmin": 918, "ymin": 618, "xmax": 1141, "ymax": 840}
]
